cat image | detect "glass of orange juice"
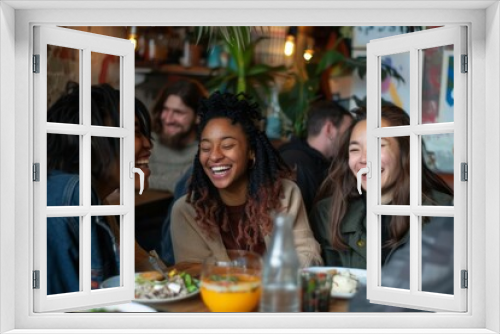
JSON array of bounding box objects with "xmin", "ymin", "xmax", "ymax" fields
[{"xmin": 200, "ymin": 250, "xmax": 262, "ymax": 312}]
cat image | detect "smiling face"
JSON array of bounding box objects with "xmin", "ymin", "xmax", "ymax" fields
[
  {"xmin": 135, "ymin": 116, "xmax": 152, "ymax": 191},
  {"xmin": 199, "ymin": 117, "xmax": 254, "ymax": 205},
  {"xmin": 348, "ymin": 119, "xmax": 402, "ymax": 197},
  {"xmin": 159, "ymin": 94, "xmax": 197, "ymax": 148}
]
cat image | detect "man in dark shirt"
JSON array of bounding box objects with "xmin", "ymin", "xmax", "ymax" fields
[{"xmin": 279, "ymin": 100, "xmax": 353, "ymax": 213}]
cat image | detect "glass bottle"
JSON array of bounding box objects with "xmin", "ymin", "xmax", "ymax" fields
[
  {"xmin": 265, "ymin": 87, "xmax": 282, "ymax": 140},
  {"xmin": 260, "ymin": 213, "xmax": 301, "ymax": 312}
]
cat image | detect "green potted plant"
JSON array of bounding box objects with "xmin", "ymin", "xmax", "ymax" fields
[{"xmin": 279, "ymin": 39, "xmax": 405, "ymax": 138}]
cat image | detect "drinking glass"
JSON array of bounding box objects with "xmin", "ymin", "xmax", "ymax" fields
[{"xmin": 200, "ymin": 250, "xmax": 262, "ymax": 312}]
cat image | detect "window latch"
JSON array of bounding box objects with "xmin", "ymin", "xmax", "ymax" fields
[
  {"xmin": 130, "ymin": 162, "xmax": 144, "ymax": 195},
  {"xmin": 356, "ymin": 162, "xmax": 371, "ymax": 195}
]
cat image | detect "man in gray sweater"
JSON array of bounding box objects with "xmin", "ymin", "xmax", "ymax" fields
[{"xmin": 148, "ymin": 79, "xmax": 207, "ymax": 192}]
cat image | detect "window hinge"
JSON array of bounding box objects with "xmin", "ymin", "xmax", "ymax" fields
[
  {"xmin": 461, "ymin": 270, "xmax": 468, "ymax": 289},
  {"xmin": 33, "ymin": 163, "xmax": 40, "ymax": 182},
  {"xmin": 33, "ymin": 270, "xmax": 40, "ymax": 289},
  {"xmin": 33, "ymin": 54, "xmax": 40, "ymax": 73},
  {"xmin": 461, "ymin": 54, "xmax": 468, "ymax": 73},
  {"xmin": 461, "ymin": 162, "xmax": 468, "ymax": 181}
]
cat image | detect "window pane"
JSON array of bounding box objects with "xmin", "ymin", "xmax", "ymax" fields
[
  {"xmin": 380, "ymin": 52, "xmax": 410, "ymax": 122},
  {"xmin": 422, "ymin": 133, "xmax": 454, "ymax": 205},
  {"xmin": 47, "ymin": 45, "xmax": 80, "ymax": 123},
  {"xmin": 421, "ymin": 216, "xmax": 453, "ymax": 295},
  {"xmin": 91, "ymin": 52, "xmax": 121, "ymax": 127},
  {"xmin": 379, "ymin": 136, "xmax": 409, "ymax": 205},
  {"xmin": 47, "ymin": 134, "xmax": 80, "ymax": 206},
  {"xmin": 91, "ymin": 215, "xmax": 120, "ymax": 290},
  {"xmin": 421, "ymin": 45, "xmax": 454, "ymax": 124},
  {"xmin": 91, "ymin": 136, "xmax": 121, "ymax": 205},
  {"xmin": 47, "ymin": 216, "xmax": 81, "ymax": 295},
  {"xmin": 380, "ymin": 215, "xmax": 410, "ymax": 291}
]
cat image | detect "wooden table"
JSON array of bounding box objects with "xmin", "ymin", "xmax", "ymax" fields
[{"xmin": 142, "ymin": 263, "xmax": 349, "ymax": 313}]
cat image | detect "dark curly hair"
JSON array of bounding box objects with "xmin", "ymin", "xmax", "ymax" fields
[{"xmin": 186, "ymin": 92, "xmax": 292, "ymax": 250}]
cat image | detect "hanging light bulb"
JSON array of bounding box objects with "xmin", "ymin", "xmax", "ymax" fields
[
  {"xmin": 128, "ymin": 26, "xmax": 138, "ymax": 50},
  {"xmin": 284, "ymin": 27, "xmax": 297, "ymax": 57},
  {"xmin": 303, "ymin": 48, "xmax": 314, "ymax": 62},
  {"xmin": 284, "ymin": 35, "xmax": 295, "ymax": 57}
]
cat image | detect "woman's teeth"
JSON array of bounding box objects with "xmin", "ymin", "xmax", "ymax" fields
[
  {"xmin": 136, "ymin": 158, "xmax": 149, "ymax": 167},
  {"xmin": 211, "ymin": 165, "xmax": 231, "ymax": 175}
]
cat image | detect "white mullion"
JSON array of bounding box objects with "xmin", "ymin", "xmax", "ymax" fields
[
  {"xmin": 413, "ymin": 123, "xmax": 454, "ymax": 135},
  {"xmin": 46, "ymin": 123, "xmax": 87, "ymax": 135},
  {"xmin": 46, "ymin": 123, "xmax": 129, "ymax": 138},
  {"xmin": 82, "ymin": 214, "xmax": 91, "ymax": 294},
  {"xmin": 82, "ymin": 47, "xmax": 92, "ymax": 295},
  {"xmin": 365, "ymin": 43, "xmax": 380, "ymax": 299},
  {"xmin": 119, "ymin": 55, "xmax": 125, "ymax": 287},
  {"xmin": 373, "ymin": 125, "xmax": 411, "ymax": 138},
  {"xmin": 90, "ymin": 126, "xmax": 129, "ymax": 138},
  {"xmin": 373, "ymin": 205, "xmax": 454, "ymax": 217},
  {"xmin": 90, "ymin": 205, "xmax": 129, "ymax": 216},
  {"xmin": 373, "ymin": 123, "xmax": 454, "ymax": 138},
  {"xmin": 409, "ymin": 213, "xmax": 419, "ymax": 294},
  {"xmin": 46, "ymin": 205, "xmax": 128, "ymax": 217},
  {"xmin": 122, "ymin": 50, "xmax": 135, "ymax": 293},
  {"xmin": 409, "ymin": 45, "xmax": 420, "ymax": 296}
]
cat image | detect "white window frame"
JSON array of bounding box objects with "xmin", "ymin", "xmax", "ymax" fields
[
  {"xmin": 0, "ymin": 1, "xmax": 498, "ymax": 333},
  {"xmin": 33, "ymin": 25, "xmax": 136, "ymax": 312},
  {"xmin": 365, "ymin": 26, "xmax": 467, "ymax": 312}
]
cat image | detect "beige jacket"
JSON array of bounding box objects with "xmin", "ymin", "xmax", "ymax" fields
[{"xmin": 171, "ymin": 179, "xmax": 323, "ymax": 268}]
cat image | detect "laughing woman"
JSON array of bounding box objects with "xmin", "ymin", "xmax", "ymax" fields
[
  {"xmin": 170, "ymin": 92, "xmax": 322, "ymax": 267},
  {"xmin": 309, "ymin": 106, "xmax": 453, "ymax": 270}
]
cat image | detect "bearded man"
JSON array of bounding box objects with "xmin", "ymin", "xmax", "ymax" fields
[{"xmin": 149, "ymin": 79, "xmax": 207, "ymax": 192}]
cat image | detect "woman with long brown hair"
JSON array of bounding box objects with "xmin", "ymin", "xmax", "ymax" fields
[
  {"xmin": 170, "ymin": 92, "xmax": 322, "ymax": 267},
  {"xmin": 309, "ymin": 106, "xmax": 453, "ymax": 269}
]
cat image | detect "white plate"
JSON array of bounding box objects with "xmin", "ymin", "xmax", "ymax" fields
[
  {"xmin": 78, "ymin": 302, "xmax": 156, "ymax": 313},
  {"xmin": 304, "ymin": 267, "xmax": 367, "ymax": 299},
  {"xmin": 101, "ymin": 274, "xmax": 200, "ymax": 305}
]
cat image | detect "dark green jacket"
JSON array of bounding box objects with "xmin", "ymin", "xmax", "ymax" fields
[{"xmin": 309, "ymin": 190, "xmax": 453, "ymax": 269}]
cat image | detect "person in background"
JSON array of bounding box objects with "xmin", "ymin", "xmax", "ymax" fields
[
  {"xmin": 148, "ymin": 79, "xmax": 208, "ymax": 192},
  {"xmin": 279, "ymin": 100, "xmax": 353, "ymax": 213},
  {"xmin": 46, "ymin": 82, "xmax": 155, "ymax": 294},
  {"xmin": 309, "ymin": 106, "xmax": 453, "ymax": 269},
  {"xmin": 171, "ymin": 92, "xmax": 322, "ymax": 267}
]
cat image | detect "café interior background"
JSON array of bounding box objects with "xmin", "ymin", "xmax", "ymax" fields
[{"xmin": 47, "ymin": 25, "xmax": 452, "ymax": 187}]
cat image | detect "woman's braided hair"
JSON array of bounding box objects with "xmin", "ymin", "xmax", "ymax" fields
[{"xmin": 187, "ymin": 92, "xmax": 292, "ymax": 250}]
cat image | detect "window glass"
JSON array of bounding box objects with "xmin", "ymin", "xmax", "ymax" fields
[
  {"xmin": 91, "ymin": 52, "xmax": 121, "ymax": 127},
  {"xmin": 379, "ymin": 136, "xmax": 410, "ymax": 205},
  {"xmin": 380, "ymin": 215, "xmax": 410, "ymax": 291},
  {"xmin": 381, "ymin": 52, "xmax": 410, "ymax": 125},
  {"xmin": 47, "ymin": 45, "xmax": 80, "ymax": 122},
  {"xmin": 422, "ymin": 133, "xmax": 454, "ymax": 205},
  {"xmin": 47, "ymin": 216, "xmax": 81, "ymax": 295},
  {"xmin": 421, "ymin": 45, "xmax": 454, "ymax": 124},
  {"xmin": 421, "ymin": 216, "xmax": 454, "ymax": 295},
  {"xmin": 91, "ymin": 136, "xmax": 121, "ymax": 205},
  {"xmin": 47, "ymin": 134, "xmax": 80, "ymax": 206}
]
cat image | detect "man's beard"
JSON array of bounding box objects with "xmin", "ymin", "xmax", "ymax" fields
[{"xmin": 159, "ymin": 124, "xmax": 196, "ymax": 150}]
